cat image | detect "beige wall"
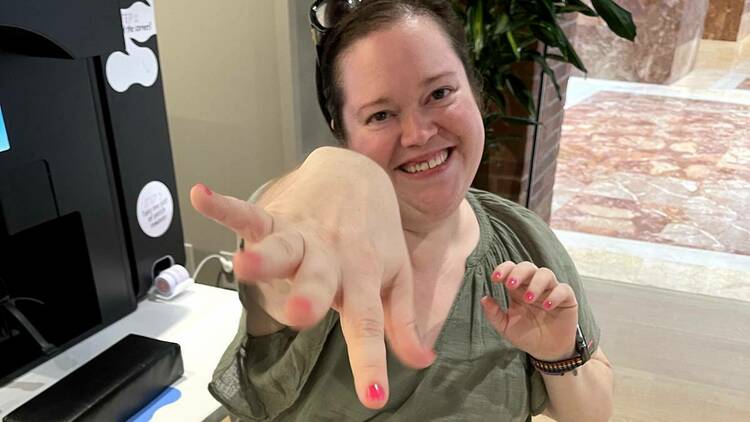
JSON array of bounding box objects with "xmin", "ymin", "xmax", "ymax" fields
[
  {"xmin": 153, "ymin": 0, "xmax": 292, "ymax": 262},
  {"xmin": 287, "ymin": 0, "xmax": 339, "ymax": 156}
]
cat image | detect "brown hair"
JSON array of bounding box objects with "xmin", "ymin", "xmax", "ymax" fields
[{"xmin": 316, "ymin": 0, "xmax": 482, "ymax": 141}]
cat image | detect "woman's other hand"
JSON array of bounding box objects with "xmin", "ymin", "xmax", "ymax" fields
[
  {"xmin": 480, "ymin": 261, "xmax": 579, "ymax": 361},
  {"xmin": 190, "ymin": 147, "xmax": 435, "ymax": 409}
]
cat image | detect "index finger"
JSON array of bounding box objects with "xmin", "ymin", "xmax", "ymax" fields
[
  {"xmin": 190, "ymin": 183, "xmax": 274, "ymax": 242},
  {"xmin": 339, "ymin": 278, "xmax": 389, "ymax": 409}
]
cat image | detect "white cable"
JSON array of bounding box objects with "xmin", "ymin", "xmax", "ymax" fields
[
  {"xmin": 192, "ymin": 254, "xmax": 232, "ymax": 281},
  {"xmin": 193, "ymin": 254, "xmax": 222, "ymax": 280}
]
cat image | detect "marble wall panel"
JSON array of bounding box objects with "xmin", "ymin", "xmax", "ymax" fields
[
  {"xmin": 704, "ymin": 0, "xmax": 744, "ymax": 41},
  {"xmin": 573, "ymin": 0, "xmax": 710, "ymax": 84},
  {"xmin": 738, "ymin": 0, "xmax": 750, "ymax": 40}
]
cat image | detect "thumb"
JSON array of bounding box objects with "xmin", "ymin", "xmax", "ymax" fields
[{"xmin": 480, "ymin": 296, "xmax": 518, "ymax": 337}]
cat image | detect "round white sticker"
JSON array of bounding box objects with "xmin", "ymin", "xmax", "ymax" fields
[{"xmin": 136, "ymin": 181, "xmax": 174, "ymax": 238}]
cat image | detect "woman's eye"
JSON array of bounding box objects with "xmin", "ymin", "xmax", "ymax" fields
[
  {"xmin": 431, "ymin": 87, "xmax": 451, "ymax": 101},
  {"xmin": 368, "ymin": 111, "xmax": 389, "ymax": 123}
]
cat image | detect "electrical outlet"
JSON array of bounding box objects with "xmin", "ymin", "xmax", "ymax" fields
[{"xmin": 184, "ymin": 243, "xmax": 196, "ymax": 274}]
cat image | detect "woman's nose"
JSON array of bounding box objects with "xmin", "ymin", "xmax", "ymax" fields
[{"xmin": 400, "ymin": 111, "xmax": 437, "ymax": 147}]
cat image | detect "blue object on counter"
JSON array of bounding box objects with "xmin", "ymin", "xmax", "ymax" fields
[{"xmin": 127, "ymin": 387, "xmax": 182, "ymax": 422}]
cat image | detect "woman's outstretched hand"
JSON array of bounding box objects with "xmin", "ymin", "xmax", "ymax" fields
[
  {"xmin": 480, "ymin": 261, "xmax": 579, "ymax": 362},
  {"xmin": 190, "ymin": 147, "xmax": 435, "ymax": 409}
]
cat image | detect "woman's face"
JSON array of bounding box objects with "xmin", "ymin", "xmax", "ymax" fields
[{"xmin": 338, "ymin": 15, "xmax": 484, "ymax": 226}]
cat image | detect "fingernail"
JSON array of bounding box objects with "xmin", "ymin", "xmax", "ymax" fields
[
  {"xmin": 198, "ymin": 183, "xmax": 212, "ymax": 196},
  {"xmin": 239, "ymin": 238, "xmax": 245, "ymax": 251},
  {"xmin": 367, "ymin": 383, "xmax": 386, "ymax": 402},
  {"xmin": 288, "ymin": 296, "xmax": 312, "ymax": 316},
  {"xmin": 491, "ymin": 271, "xmax": 502, "ymax": 281},
  {"xmin": 544, "ymin": 300, "xmax": 553, "ymax": 310},
  {"xmin": 507, "ymin": 278, "xmax": 518, "ymax": 288},
  {"xmin": 525, "ymin": 292, "xmax": 536, "ymax": 303}
]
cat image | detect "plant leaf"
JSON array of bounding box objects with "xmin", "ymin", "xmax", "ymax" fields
[
  {"xmin": 591, "ymin": 0, "xmax": 637, "ymax": 41},
  {"xmin": 543, "ymin": 53, "xmax": 568, "ymax": 62},
  {"xmin": 493, "ymin": 13, "xmax": 511, "ymax": 36},
  {"xmin": 506, "ymin": 31, "xmax": 521, "ymax": 60},
  {"xmin": 532, "ymin": 19, "xmax": 587, "ymax": 71},
  {"xmin": 505, "ymin": 74, "xmax": 537, "ymax": 118},
  {"xmin": 558, "ymin": 0, "xmax": 598, "ymax": 16},
  {"xmin": 469, "ymin": 0, "xmax": 485, "ymax": 58},
  {"xmin": 523, "ymin": 50, "xmax": 562, "ymax": 100},
  {"xmin": 558, "ymin": 35, "xmax": 586, "ymax": 72},
  {"xmin": 500, "ymin": 115, "xmax": 540, "ymax": 126}
]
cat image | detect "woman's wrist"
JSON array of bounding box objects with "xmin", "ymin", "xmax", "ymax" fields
[
  {"xmin": 530, "ymin": 325, "xmax": 593, "ymax": 375},
  {"xmin": 530, "ymin": 346, "xmax": 577, "ymax": 362}
]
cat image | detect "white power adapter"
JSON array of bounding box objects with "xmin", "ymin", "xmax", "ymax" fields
[
  {"xmin": 218, "ymin": 256, "xmax": 233, "ymax": 273},
  {"xmin": 153, "ymin": 264, "xmax": 194, "ymax": 300},
  {"xmin": 151, "ymin": 253, "xmax": 234, "ymax": 300}
]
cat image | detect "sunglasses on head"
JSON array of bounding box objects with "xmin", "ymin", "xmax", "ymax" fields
[
  {"xmin": 309, "ymin": 0, "xmax": 365, "ymax": 130},
  {"xmin": 309, "ymin": 0, "xmax": 363, "ymax": 47}
]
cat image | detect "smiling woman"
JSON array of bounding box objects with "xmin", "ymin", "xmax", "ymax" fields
[
  {"xmin": 337, "ymin": 14, "xmax": 484, "ymax": 224},
  {"xmin": 193, "ymin": 1, "xmax": 614, "ymax": 421}
]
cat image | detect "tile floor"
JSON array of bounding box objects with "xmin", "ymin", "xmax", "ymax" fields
[
  {"xmin": 552, "ymin": 38, "xmax": 750, "ymax": 302},
  {"xmin": 553, "ymin": 91, "xmax": 750, "ymax": 256}
]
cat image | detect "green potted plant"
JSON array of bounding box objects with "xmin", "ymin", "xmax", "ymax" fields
[{"xmin": 452, "ymin": 0, "xmax": 637, "ymax": 218}]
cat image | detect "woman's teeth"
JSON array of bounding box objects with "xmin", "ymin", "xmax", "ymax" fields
[{"xmin": 403, "ymin": 149, "xmax": 449, "ymax": 174}]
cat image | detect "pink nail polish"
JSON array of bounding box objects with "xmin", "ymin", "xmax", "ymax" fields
[
  {"xmin": 525, "ymin": 292, "xmax": 536, "ymax": 303},
  {"xmin": 492, "ymin": 271, "xmax": 502, "ymax": 281},
  {"xmin": 245, "ymin": 251, "xmax": 262, "ymax": 268},
  {"xmin": 507, "ymin": 278, "xmax": 518, "ymax": 288},
  {"xmin": 288, "ymin": 297, "xmax": 312, "ymax": 316},
  {"xmin": 198, "ymin": 183, "xmax": 212, "ymax": 196},
  {"xmin": 544, "ymin": 300, "xmax": 553, "ymax": 310},
  {"xmin": 367, "ymin": 383, "xmax": 385, "ymax": 401}
]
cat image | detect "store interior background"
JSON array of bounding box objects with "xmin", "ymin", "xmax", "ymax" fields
[{"xmin": 151, "ymin": 1, "xmax": 750, "ymax": 420}]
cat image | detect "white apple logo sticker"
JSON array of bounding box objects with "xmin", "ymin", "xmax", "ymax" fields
[{"xmin": 106, "ymin": 1, "xmax": 159, "ymax": 93}]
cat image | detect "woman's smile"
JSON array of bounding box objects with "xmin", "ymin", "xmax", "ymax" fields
[{"xmin": 397, "ymin": 147, "xmax": 452, "ymax": 176}]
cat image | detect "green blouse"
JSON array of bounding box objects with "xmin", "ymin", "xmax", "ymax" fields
[{"xmin": 209, "ymin": 188, "xmax": 601, "ymax": 421}]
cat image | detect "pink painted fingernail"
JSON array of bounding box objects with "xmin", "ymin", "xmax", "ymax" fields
[
  {"xmin": 525, "ymin": 292, "xmax": 536, "ymax": 303},
  {"xmin": 544, "ymin": 300, "xmax": 553, "ymax": 310},
  {"xmin": 507, "ymin": 278, "xmax": 518, "ymax": 288},
  {"xmin": 367, "ymin": 383, "xmax": 386, "ymax": 401},
  {"xmin": 244, "ymin": 250, "xmax": 262, "ymax": 268},
  {"xmin": 197, "ymin": 183, "xmax": 212, "ymax": 196},
  {"xmin": 289, "ymin": 296, "xmax": 312, "ymax": 316},
  {"xmin": 492, "ymin": 271, "xmax": 502, "ymax": 281}
]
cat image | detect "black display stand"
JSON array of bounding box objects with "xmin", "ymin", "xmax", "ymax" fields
[{"xmin": 0, "ymin": 0, "xmax": 185, "ymax": 386}]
